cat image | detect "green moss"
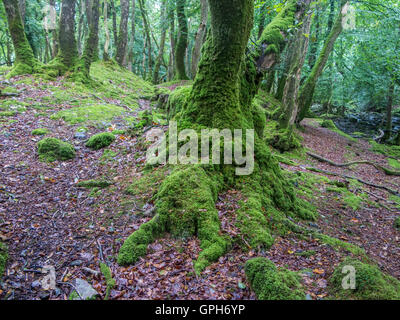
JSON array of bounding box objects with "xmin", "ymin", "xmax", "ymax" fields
[
  {"xmin": 394, "ymin": 216, "xmax": 400, "ymax": 230},
  {"xmin": 165, "ymin": 86, "xmax": 192, "ymax": 119},
  {"xmin": 125, "ymin": 167, "xmax": 169, "ymax": 198},
  {"xmin": 119, "ymin": 166, "xmax": 228, "ymax": 274},
  {"xmin": 86, "ymin": 132, "xmax": 116, "ymax": 150},
  {"xmin": 51, "ymin": 104, "xmax": 126, "ymax": 125},
  {"xmin": 329, "ymin": 258, "xmax": 400, "ymax": 300},
  {"xmin": 31, "ymin": 128, "xmax": 49, "ymax": 136},
  {"xmin": 370, "ymin": 141, "xmax": 400, "ymax": 159},
  {"xmin": 316, "ymin": 234, "xmax": 366, "ymax": 256},
  {"xmin": 319, "ymin": 120, "xmax": 357, "ymax": 142},
  {"xmin": 321, "ymin": 119, "xmax": 336, "ymax": 129},
  {"xmin": 295, "ymin": 250, "xmax": 316, "ymax": 258},
  {"xmin": 245, "ymin": 257, "xmax": 306, "ymax": 300},
  {"xmin": 37, "ymin": 138, "xmax": 76, "ymax": 162},
  {"xmin": 76, "ymin": 179, "xmax": 113, "ymax": 189},
  {"xmin": 326, "ymin": 186, "xmax": 367, "ymax": 211},
  {"xmin": 0, "ymin": 242, "xmax": 7, "ymax": 279},
  {"xmin": 100, "ymin": 262, "xmax": 116, "ymax": 300},
  {"xmin": 388, "ymin": 158, "xmax": 400, "ymax": 169},
  {"xmin": 0, "ymin": 111, "xmax": 17, "ymax": 117}
]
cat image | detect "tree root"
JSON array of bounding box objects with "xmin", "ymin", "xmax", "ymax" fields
[
  {"xmin": 306, "ymin": 151, "xmax": 400, "ymax": 176},
  {"xmin": 306, "ymin": 167, "xmax": 400, "ymax": 197}
]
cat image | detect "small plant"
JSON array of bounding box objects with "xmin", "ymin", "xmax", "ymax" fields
[
  {"xmin": 37, "ymin": 137, "xmax": 76, "ymax": 162},
  {"xmin": 86, "ymin": 132, "xmax": 116, "ymax": 150},
  {"xmin": 100, "ymin": 262, "xmax": 116, "ymax": 300}
]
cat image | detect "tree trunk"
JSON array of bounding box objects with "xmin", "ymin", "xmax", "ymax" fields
[
  {"xmin": 110, "ymin": 0, "xmax": 118, "ymax": 56},
  {"xmin": 58, "ymin": 0, "xmax": 78, "ymax": 69},
  {"xmin": 383, "ymin": 81, "xmax": 395, "ymax": 142},
  {"xmin": 174, "ymin": 0, "xmax": 188, "ymax": 80},
  {"xmin": 103, "ymin": 0, "xmax": 110, "ymax": 61},
  {"xmin": 74, "ymin": 0, "xmax": 100, "ymax": 82},
  {"xmin": 126, "ymin": 0, "xmax": 136, "ymax": 70},
  {"xmin": 152, "ymin": 0, "xmax": 168, "ymax": 84},
  {"xmin": 167, "ymin": 2, "xmax": 176, "ymax": 80},
  {"xmin": 2, "ymin": 0, "xmax": 39, "ymax": 77},
  {"xmin": 138, "ymin": 0, "xmax": 152, "ymax": 77},
  {"xmin": 190, "ymin": 0, "xmax": 207, "ymax": 78},
  {"xmin": 296, "ymin": 0, "xmax": 347, "ymax": 124},
  {"xmin": 116, "ymin": 0, "xmax": 130, "ymax": 66},
  {"xmin": 49, "ymin": 0, "xmax": 58, "ymax": 59},
  {"xmin": 77, "ymin": 0, "xmax": 86, "ymax": 56},
  {"xmin": 17, "ymin": 0, "xmax": 25, "ymax": 26}
]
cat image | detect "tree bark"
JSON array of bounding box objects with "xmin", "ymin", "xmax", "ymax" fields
[
  {"xmin": 167, "ymin": 2, "xmax": 176, "ymax": 80},
  {"xmin": 296, "ymin": 0, "xmax": 348, "ymax": 124},
  {"xmin": 103, "ymin": 0, "xmax": 110, "ymax": 61},
  {"xmin": 174, "ymin": 0, "xmax": 188, "ymax": 80},
  {"xmin": 190, "ymin": 0, "xmax": 207, "ymax": 78},
  {"xmin": 138, "ymin": 0, "xmax": 152, "ymax": 76},
  {"xmin": 58, "ymin": 0, "xmax": 78, "ymax": 68},
  {"xmin": 116, "ymin": 0, "xmax": 130, "ymax": 66},
  {"xmin": 2, "ymin": 0, "xmax": 39, "ymax": 76},
  {"xmin": 152, "ymin": 0, "xmax": 168, "ymax": 84},
  {"xmin": 126, "ymin": 0, "xmax": 136, "ymax": 70}
]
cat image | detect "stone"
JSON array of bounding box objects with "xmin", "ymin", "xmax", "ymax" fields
[{"xmin": 73, "ymin": 278, "xmax": 98, "ymax": 300}]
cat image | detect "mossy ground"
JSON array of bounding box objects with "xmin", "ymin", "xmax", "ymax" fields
[
  {"xmin": 245, "ymin": 257, "xmax": 306, "ymax": 300},
  {"xmin": 100, "ymin": 262, "xmax": 116, "ymax": 300},
  {"xmin": 86, "ymin": 132, "xmax": 116, "ymax": 150},
  {"xmin": 37, "ymin": 137, "xmax": 76, "ymax": 162},
  {"xmin": 76, "ymin": 179, "xmax": 113, "ymax": 189},
  {"xmin": 329, "ymin": 258, "xmax": 400, "ymax": 300}
]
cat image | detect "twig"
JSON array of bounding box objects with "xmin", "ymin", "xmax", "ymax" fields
[{"xmin": 57, "ymin": 281, "xmax": 84, "ymax": 300}]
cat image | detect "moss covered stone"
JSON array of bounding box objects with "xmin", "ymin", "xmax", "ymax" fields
[
  {"xmin": 37, "ymin": 137, "xmax": 76, "ymax": 162},
  {"xmin": 245, "ymin": 257, "xmax": 306, "ymax": 300},
  {"xmin": 86, "ymin": 132, "xmax": 116, "ymax": 150},
  {"xmin": 76, "ymin": 179, "xmax": 113, "ymax": 189},
  {"xmin": 31, "ymin": 128, "xmax": 49, "ymax": 136},
  {"xmin": 329, "ymin": 258, "xmax": 400, "ymax": 300}
]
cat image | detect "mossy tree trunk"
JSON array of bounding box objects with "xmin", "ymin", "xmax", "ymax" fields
[
  {"xmin": 2, "ymin": 0, "xmax": 40, "ymax": 77},
  {"xmin": 103, "ymin": 0, "xmax": 110, "ymax": 61},
  {"xmin": 174, "ymin": 0, "xmax": 189, "ymax": 80},
  {"xmin": 296, "ymin": 0, "xmax": 347, "ymax": 124},
  {"xmin": 116, "ymin": 0, "xmax": 130, "ymax": 66},
  {"xmin": 127, "ymin": 0, "xmax": 136, "ymax": 71},
  {"xmin": 152, "ymin": 0, "xmax": 167, "ymax": 83},
  {"xmin": 73, "ymin": 0, "xmax": 100, "ymax": 82},
  {"xmin": 118, "ymin": 0, "xmax": 316, "ymax": 274},
  {"xmin": 190, "ymin": 0, "xmax": 208, "ymax": 78},
  {"xmin": 58, "ymin": 0, "xmax": 78, "ymax": 70},
  {"xmin": 167, "ymin": 2, "xmax": 176, "ymax": 80},
  {"xmin": 139, "ymin": 0, "xmax": 153, "ymax": 77}
]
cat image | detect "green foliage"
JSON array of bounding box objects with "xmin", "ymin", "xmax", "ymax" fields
[
  {"xmin": 329, "ymin": 258, "xmax": 400, "ymax": 300},
  {"xmin": 245, "ymin": 257, "xmax": 306, "ymax": 300},
  {"xmin": 37, "ymin": 137, "xmax": 76, "ymax": 162},
  {"xmin": 370, "ymin": 141, "xmax": 400, "ymax": 159},
  {"xmin": 86, "ymin": 132, "xmax": 116, "ymax": 150}
]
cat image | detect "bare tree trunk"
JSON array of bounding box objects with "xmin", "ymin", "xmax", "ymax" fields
[
  {"xmin": 174, "ymin": 0, "xmax": 188, "ymax": 80},
  {"xmin": 167, "ymin": 2, "xmax": 176, "ymax": 80},
  {"xmin": 127, "ymin": 0, "xmax": 136, "ymax": 71},
  {"xmin": 138, "ymin": 0, "xmax": 152, "ymax": 75},
  {"xmin": 191, "ymin": 0, "xmax": 207, "ymax": 78}
]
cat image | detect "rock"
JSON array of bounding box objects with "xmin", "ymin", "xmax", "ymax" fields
[
  {"xmin": 31, "ymin": 280, "xmax": 42, "ymax": 289},
  {"xmin": 73, "ymin": 278, "xmax": 98, "ymax": 300},
  {"xmin": 39, "ymin": 291, "xmax": 50, "ymax": 300},
  {"xmin": 69, "ymin": 260, "xmax": 83, "ymax": 267},
  {"xmin": 305, "ymin": 294, "xmax": 313, "ymax": 300},
  {"xmin": 74, "ymin": 131, "xmax": 87, "ymax": 140}
]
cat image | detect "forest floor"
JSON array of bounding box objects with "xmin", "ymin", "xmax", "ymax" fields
[{"xmin": 0, "ymin": 64, "xmax": 399, "ymax": 300}]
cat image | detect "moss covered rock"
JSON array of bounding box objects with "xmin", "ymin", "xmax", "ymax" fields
[
  {"xmin": 86, "ymin": 132, "xmax": 116, "ymax": 150},
  {"xmin": 245, "ymin": 257, "xmax": 306, "ymax": 300},
  {"xmin": 321, "ymin": 119, "xmax": 337, "ymax": 129},
  {"xmin": 37, "ymin": 137, "xmax": 76, "ymax": 162},
  {"xmin": 329, "ymin": 258, "xmax": 400, "ymax": 300},
  {"xmin": 31, "ymin": 128, "xmax": 49, "ymax": 136}
]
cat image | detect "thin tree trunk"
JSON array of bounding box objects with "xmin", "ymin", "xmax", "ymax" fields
[
  {"xmin": 152, "ymin": 0, "xmax": 168, "ymax": 84},
  {"xmin": 296, "ymin": 0, "xmax": 348, "ymax": 124},
  {"xmin": 138, "ymin": 0, "xmax": 152, "ymax": 74},
  {"xmin": 103, "ymin": 0, "xmax": 110, "ymax": 61},
  {"xmin": 126, "ymin": 0, "xmax": 136, "ymax": 70},
  {"xmin": 174, "ymin": 0, "xmax": 188, "ymax": 80},
  {"xmin": 190, "ymin": 0, "xmax": 207, "ymax": 78},
  {"xmin": 111, "ymin": 0, "xmax": 118, "ymax": 56},
  {"xmin": 167, "ymin": 2, "xmax": 176, "ymax": 80}
]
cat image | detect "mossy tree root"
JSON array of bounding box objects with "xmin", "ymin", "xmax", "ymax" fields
[{"xmin": 117, "ymin": 166, "xmax": 229, "ymax": 274}]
